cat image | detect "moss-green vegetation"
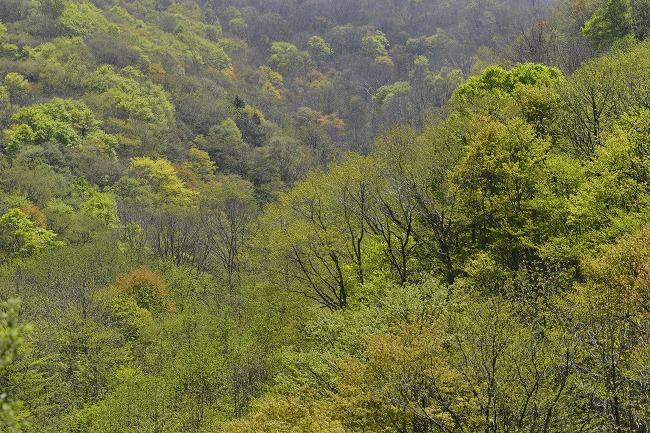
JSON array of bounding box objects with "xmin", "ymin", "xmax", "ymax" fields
[{"xmin": 2, "ymin": 0, "xmax": 650, "ymax": 432}]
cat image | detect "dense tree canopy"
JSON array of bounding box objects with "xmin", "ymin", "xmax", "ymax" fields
[{"xmin": 2, "ymin": 0, "xmax": 650, "ymax": 432}]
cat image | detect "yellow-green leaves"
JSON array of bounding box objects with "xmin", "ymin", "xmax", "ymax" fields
[
  {"xmin": 307, "ymin": 36, "xmax": 333, "ymax": 59},
  {"xmin": 253, "ymin": 169, "xmax": 352, "ymax": 309},
  {"xmin": 56, "ymin": 0, "xmax": 109, "ymax": 36},
  {"xmin": 568, "ymin": 108, "xmax": 650, "ymax": 242},
  {"xmin": 81, "ymin": 191, "xmax": 119, "ymax": 227},
  {"xmin": 3, "ymin": 98, "xmax": 102, "ymax": 153},
  {"xmin": 581, "ymin": 0, "xmax": 633, "ymax": 49},
  {"xmin": 112, "ymin": 268, "xmax": 174, "ymax": 317},
  {"xmin": 362, "ymin": 30, "xmax": 390, "ymax": 59},
  {"xmin": 0, "ymin": 21, "xmax": 17, "ymax": 58},
  {"xmin": 453, "ymin": 63, "xmax": 563, "ymax": 103},
  {"xmin": 0, "ymin": 298, "xmax": 30, "ymax": 433},
  {"xmin": 121, "ymin": 157, "xmax": 197, "ymax": 208},
  {"xmin": 3, "ymin": 73, "xmax": 30, "ymax": 106},
  {"xmin": 268, "ymin": 41, "xmax": 311, "ymax": 76},
  {"xmin": 82, "ymin": 65, "xmax": 174, "ymax": 127},
  {"xmin": 560, "ymin": 41, "xmax": 650, "ymax": 157},
  {"xmin": 222, "ymin": 393, "xmax": 346, "ymax": 433},
  {"xmin": 566, "ymin": 226, "xmax": 650, "ymax": 431},
  {"xmin": 0, "ymin": 208, "xmax": 63, "ymax": 259},
  {"xmin": 373, "ymin": 81, "xmax": 411, "ymax": 106},
  {"xmin": 452, "ymin": 117, "xmax": 551, "ymax": 268},
  {"xmin": 184, "ymin": 148, "xmax": 217, "ymax": 183}
]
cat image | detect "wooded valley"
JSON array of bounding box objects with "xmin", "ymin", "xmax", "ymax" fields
[{"xmin": 1, "ymin": 0, "xmax": 650, "ymax": 431}]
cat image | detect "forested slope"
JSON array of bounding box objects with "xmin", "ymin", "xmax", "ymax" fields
[{"xmin": 1, "ymin": 0, "xmax": 650, "ymax": 432}]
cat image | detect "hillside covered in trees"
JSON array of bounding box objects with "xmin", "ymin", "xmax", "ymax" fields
[{"xmin": 2, "ymin": 0, "xmax": 650, "ymax": 432}]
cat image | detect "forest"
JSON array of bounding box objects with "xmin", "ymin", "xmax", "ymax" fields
[{"xmin": 1, "ymin": 0, "xmax": 650, "ymax": 431}]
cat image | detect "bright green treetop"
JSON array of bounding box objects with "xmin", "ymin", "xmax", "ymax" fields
[
  {"xmin": 0, "ymin": 208, "xmax": 63, "ymax": 258},
  {"xmin": 582, "ymin": 0, "xmax": 633, "ymax": 49}
]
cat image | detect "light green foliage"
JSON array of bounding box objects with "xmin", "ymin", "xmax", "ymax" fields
[
  {"xmin": 0, "ymin": 242, "xmax": 130, "ymax": 429},
  {"xmin": 268, "ymin": 41, "xmax": 311, "ymax": 76},
  {"xmin": 252, "ymin": 148, "xmax": 428, "ymax": 309},
  {"xmin": 337, "ymin": 313, "xmax": 473, "ymax": 431},
  {"xmin": 81, "ymin": 191, "xmax": 119, "ymax": 226},
  {"xmin": 185, "ymin": 147, "xmax": 216, "ymax": 183},
  {"xmin": 361, "ymin": 30, "xmax": 390, "ymax": 59},
  {"xmin": 3, "ymin": 73, "xmax": 30, "ymax": 106},
  {"xmin": 514, "ymin": 80, "xmax": 562, "ymax": 135},
  {"xmin": 66, "ymin": 369, "xmax": 180, "ymax": 432},
  {"xmin": 66, "ymin": 295, "xmax": 243, "ymax": 432},
  {"xmin": 222, "ymin": 393, "xmax": 346, "ymax": 433},
  {"xmin": 56, "ymin": 0, "xmax": 109, "ymax": 36},
  {"xmin": 199, "ymin": 118, "xmax": 250, "ymax": 176},
  {"xmin": 253, "ymin": 169, "xmax": 355, "ymax": 310},
  {"xmin": 228, "ymin": 17, "xmax": 248, "ymax": 38},
  {"xmin": 252, "ymin": 156, "xmax": 376, "ymax": 308},
  {"xmin": 4, "ymin": 0, "xmax": 650, "ymax": 430},
  {"xmin": 452, "ymin": 117, "xmax": 552, "ymax": 269},
  {"xmin": 54, "ymin": 260, "xmax": 252, "ymax": 432},
  {"xmin": 405, "ymin": 28, "xmax": 461, "ymax": 63},
  {"xmin": 227, "ymin": 278, "xmax": 574, "ymax": 433},
  {"xmin": 162, "ymin": 6, "xmax": 221, "ymax": 35},
  {"xmin": 0, "ymin": 21, "xmax": 18, "ymax": 58},
  {"xmin": 40, "ymin": 308, "xmax": 133, "ymax": 411},
  {"xmin": 119, "ymin": 157, "xmax": 197, "ymax": 208},
  {"xmin": 373, "ymin": 81, "xmax": 411, "ymax": 106},
  {"xmin": 565, "ymin": 227, "xmax": 650, "ymax": 431},
  {"xmin": 39, "ymin": 189, "xmax": 114, "ymax": 244},
  {"xmin": 3, "ymin": 98, "xmax": 101, "ymax": 153},
  {"xmin": 442, "ymin": 295, "xmax": 573, "ymax": 432},
  {"xmin": 413, "ymin": 54, "xmax": 429, "ymax": 68},
  {"xmin": 582, "ymin": 0, "xmax": 633, "ymax": 49},
  {"xmin": 451, "ymin": 63, "xmax": 564, "ymax": 140},
  {"xmin": 1, "ymin": 97, "xmax": 119, "ymax": 180},
  {"xmin": 169, "ymin": 13, "xmax": 231, "ymax": 70},
  {"xmin": 0, "ymin": 208, "xmax": 63, "ymax": 259},
  {"xmin": 0, "ymin": 299, "xmax": 30, "ymax": 433},
  {"xmin": 29, "ymin": 37, "xmax": 93, "ymax": 94},
  {"xmin": 108, "ymin": 295, "xmax": 153, "ymax": 342},
  {"xmin": 307, "ymin": 35, "xmax": 333, "ymax": 58},
  {"xmin": 568, "ymin": 108, "xmax": 650, "ymax": 240},
  {"xmin": 82, "ymin": 65, "xmax": 174, "ymax": 126},
  {"xmin": 217, "ymin": 117, "xmax": 242, "ymax": 141},
  {"xmin": 85, "ymin": 129, "xmax": 119, "ymax": 155},
  {"xmin": 560, "ymin": 41, "xmax": 650, "ymax": 157},
  {"xmin": 372, "ymin": 123, "xmax": 463, "ymax": 283},
  {"xmin": 453, "ymin": 62, "xmax": 563, "ymax": 102}
]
